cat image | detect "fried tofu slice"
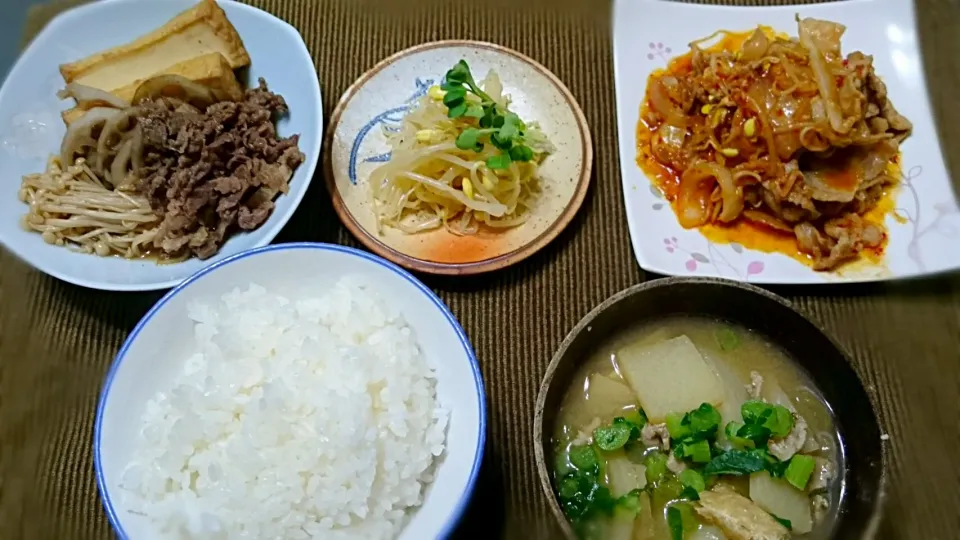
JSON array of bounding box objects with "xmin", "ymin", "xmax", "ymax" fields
[
  {"xmin": 61, "ymin": 53, "xmax": 243, "ymax": 125},
  {"xmin": 58, "ymin": 0, "xmax": 249, "ymax": 91},
  {"xmin": 696, "ymin": 487, "xmax": 790, "ymax": 540}
]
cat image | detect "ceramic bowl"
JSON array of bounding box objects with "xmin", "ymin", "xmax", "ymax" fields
[
  {"xmin": 534, "ymin": 277, "xmax": 885, "ymax": 538},
  {"xmin": 0, "ymin": 0, "xmax": 323, "ymax": 291},
  {"xmin": 95, "ymin": 243, "xmax": 485, "ymax": 539},
  {"xmin": 325, "ymin": 40, "xmax": 592, "ymax": 275}
]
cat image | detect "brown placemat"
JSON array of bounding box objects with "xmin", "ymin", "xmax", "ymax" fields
[{"xmin": 2, "ymin": 0, "xmax": 959, "ymax": 538}]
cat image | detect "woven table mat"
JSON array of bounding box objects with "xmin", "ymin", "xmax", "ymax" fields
[{"xmin": 2, "ymin": 0, "xmax": 960, "ymax": 538}]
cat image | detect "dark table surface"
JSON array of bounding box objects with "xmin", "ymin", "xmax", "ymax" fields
[
  {"xmin": 2, "ymin": 1, "xmax": 959, "ymax": 539},
  {"xmin": 0, "ymin": 0, "xmax": 38, "ymax": 77}
]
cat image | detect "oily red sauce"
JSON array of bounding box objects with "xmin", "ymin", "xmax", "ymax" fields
[
  {"xmin": 636, "ymin": 29, "xmax": 896, "ymax": 267},
  {"xmin": 420, "ymin": 227, "xmax": 503, "ymax": 264}
]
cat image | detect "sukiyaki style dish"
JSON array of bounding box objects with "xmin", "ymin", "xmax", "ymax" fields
[{"xmin": 18, "ymin": 0, "xmax": 304, "ymax": 263}]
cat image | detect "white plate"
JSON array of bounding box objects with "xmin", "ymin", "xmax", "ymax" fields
[
  {"xmin": 95, "ymin": 243, "xmax": 485, "ymax": 539},
  {"xmin": 0, "ymin": 0, "xmax": 323, "ymax": 291},
  {"xmin": 613, "ymin": 0, "xmax": 960, "ymax": 283}
]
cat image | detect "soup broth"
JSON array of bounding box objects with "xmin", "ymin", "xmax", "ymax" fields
[{"xmin": 551, "ymin": 317, "xmax": 842, "ymax": 540}]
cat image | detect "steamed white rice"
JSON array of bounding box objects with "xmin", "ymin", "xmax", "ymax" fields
[{"xmin": 120, "ymin": 277, "xmax": 448, "ymax": 539}]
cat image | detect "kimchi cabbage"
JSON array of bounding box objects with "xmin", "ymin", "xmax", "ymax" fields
[{"xmin": 638, "ymin": 17, "xmax": 912, "ymax": 270}]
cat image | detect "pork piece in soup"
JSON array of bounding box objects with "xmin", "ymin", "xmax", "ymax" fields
[{"xmin": 551, "ymin": 318, "xmax": 841, "ymax": 540}]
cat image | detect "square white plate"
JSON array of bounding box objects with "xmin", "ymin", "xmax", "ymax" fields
[
  {"xmin": 0, "ymin": 0, "xmax": 323, "ymax": 291},
  {"xmin": 613, "ymin": 0, "xmax": 960, "ymax": 283}
]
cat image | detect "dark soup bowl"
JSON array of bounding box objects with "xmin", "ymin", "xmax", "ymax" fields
[{"xmin": 534, "ymin": 277, "xmax": 884, "ymax": 540}]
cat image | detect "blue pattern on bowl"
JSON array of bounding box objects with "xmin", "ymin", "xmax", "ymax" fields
[{"xmin": 348, "ymin": 77, "xmax": 435, "ymax": 185}]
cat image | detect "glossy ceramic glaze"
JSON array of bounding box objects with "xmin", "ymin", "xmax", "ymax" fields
[
  {"xmin": 535, "ymin": 277, "xmax": 885, "ymax": 539},
  {"xmin": 325, "ymin": 40, "xmax": 592, "ymax": 275},
  {"xmin": 0, "ymin": 0, "xmax": 323, "ymax": 291}
]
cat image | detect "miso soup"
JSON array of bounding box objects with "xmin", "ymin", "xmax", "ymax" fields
[{"xmin": 551, "ymin": 317, "xmax": 842, "ymax": 540}]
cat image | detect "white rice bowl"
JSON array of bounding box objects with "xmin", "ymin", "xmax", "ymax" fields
[{"xmin": 96, "ymin": 244, "xmax": 485, "ymax": 540}]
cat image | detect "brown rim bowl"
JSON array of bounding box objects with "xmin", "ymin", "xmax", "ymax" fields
[
  {"xmin": 323, "ymin": 40, "xmax": 593, "ymax": 275},
  {"xmin": 534, "ymin": 277, "xmax": 885, "ymax": 539}
]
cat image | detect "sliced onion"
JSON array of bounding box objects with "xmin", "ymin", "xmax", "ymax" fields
[
  {"xmin": 58, "ymin": 83, "xmax": 129, "ymax": 110},
  {"xmin": 711, "ymin": 165, "xmax": 743, "ymax": 222},
  {"xmin": 733, "ymin": 170, "xmax": 763, "ymax": 186},
  {"xmin": 797, "ymin": 17, "xmax": 846, "ymax": 134},
  {"xmin": 799, "ymin": 127, "xmax": 831, "ymax": 152},
  {"xmin": 651, "ymin": 124, "xmax": 687, "ymax": 166},
  {"xmin": 648, "ymin": 78, "xmax": 689, "ymax": 127},
  {"xmin": 740, "ymin": 28, "xmax": 770, "ymax": 62},
  {"xmin": 798, "ymin": 18, "xmax": 845, "ymax": 59},
  {"xmin": 769, "ymin": 93, "xmax": 807, "ymax": 158},
  {"xmin": 678, "ymin": 162, "xmax": 742, "ymax": 227},
  {"xmin": 132, "ymin": 74, "xmax": 217, "ymax": 109},
  {"xmin": 60, "ymin": 107, "xmax": 121, "ymax": 166},
  {"xmin": 745, "ymin": 86, "xmax": 780, "ymax": 160}
]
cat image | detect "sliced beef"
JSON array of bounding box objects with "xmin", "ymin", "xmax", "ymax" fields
[
  {"xmin": 865, "ymin": 69, "xmax": 913, "ymax": 136},
  {"xmin": 794, "ymin": 213, "xmax": 884, "ymax": 270},
  {"xmin": 136, "ymin": 79, "xmax": 305, "ymax": 260}
]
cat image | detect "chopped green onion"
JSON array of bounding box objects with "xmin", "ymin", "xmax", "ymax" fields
[
  {"xmin": 554, "ymin": 449, "xmax": 575, "ymax": 477},
  {"xmin": 569, "ymin": 445, "xmax": 598, "ymax": 472},
  {"xmin": 613, "ymin": 415, "xmax": 643, "ymax": 441},
  {"xmin": 593, "ymin": 423, "xmax": 632, "ymax": 451},
  {"xmin": 666, "ymin": 412, "xmax": 691, "ymax": 439},
  {"xmin": 616, "ymin": 489, "xmax": 643, "ymax": 513},
  {"xmin": 645, "ymin": 451, "xmax": 668, "ymax": 485},
  {"xmin": 667, "ymin": 506, "xmax": 684, "ymax": 540},
  {"xmin": 715, "ymin": 328, "xmax": 741, "ymax": 351},
  {"xmin": 679, "ymin": 469, "xmax": 706, "ymax": 493},
  {"xmin": 680, "ymin": 439, "xmax": 712, "ymax": 463},
  {"xmin": 557, "ymin": 470, "xmax": 617, "ymax": 525},
  {"xmin": 624, "ymin": 408, "xmax": 648, "ymax": 429},
  {"xmin": 558, "ymin": 476, "xmax": 580, "ymax": 499},
  {"xmin": 783, "ymin": 454, "xmax": 816, "ymax": 490}
]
